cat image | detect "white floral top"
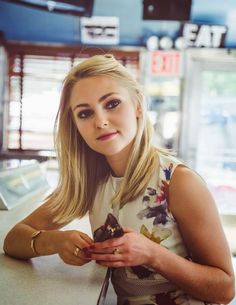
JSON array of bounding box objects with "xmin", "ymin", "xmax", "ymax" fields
[{"xmin": 89, "ymin": 153, "xmax": 218, "ymax": 305}]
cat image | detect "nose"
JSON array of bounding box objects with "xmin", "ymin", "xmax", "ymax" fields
[{"xmin": 94, "ymin": 114, "xmax": 109, "ymax": 129}]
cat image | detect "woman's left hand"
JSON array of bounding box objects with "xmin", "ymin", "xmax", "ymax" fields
[{"xmin": 85, "ymin": 227, "xmax": 156, "ymax": 267}]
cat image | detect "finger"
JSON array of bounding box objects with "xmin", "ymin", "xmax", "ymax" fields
[
  {"xmin": 123, "ymin": 226, "xmax": 134, "ymax": 233},
  {"xmin": 90, "ymin": 245, "xmax": 119, "ymax": 255},
  {"xmin": 79, "ymin": 235, "xmax": 93, "ymax": 246},
  {"xmin": 79, "ymin": 232, "xmax": 94, "ymax": 243},
  {"xmin": 59, "ymin": 250, "xmax": 91, "ymax": 265},
  {"xmin": 97, "ymin": 260, "xmax": 124, "ymax": 268},
  {"xmin": 68, "ymin": 257, "xmax": 91, "ymax": 265},
  {"xmin": 73, "ymin": 235, "xmax": 93, "ymax": 251},
  {"xmin": 75, "ymin": 257, "xmax": 91, "ymax": 262},
  {"xmin": 90, "ymin": 251, "xmax": 124, "ymax": 262},
  {"xmin": 72, "ymin": 246, "xmax": 92, "ymax": 261},
  {"xmin": 91, "ymin": 238, "xmax": 124, "ymax": 252}
]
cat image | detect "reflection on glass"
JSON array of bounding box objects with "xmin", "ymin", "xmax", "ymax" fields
[
  {"xmin": 196, "ymin": 71, "xmax": 236, "ymax": 214},
  {"xmin": 146, "ymin": 78, "xmax": 181, "ymax": 150}
]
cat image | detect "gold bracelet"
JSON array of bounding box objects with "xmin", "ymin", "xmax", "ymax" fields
[{"xmin": 30, "ymin": 230, "xmax": 44, "ymax": 255}]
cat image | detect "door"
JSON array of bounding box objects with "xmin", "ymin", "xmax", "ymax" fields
[{"xmin": 180, "ymin": 49, "xmax": 236, "ymax": 215}]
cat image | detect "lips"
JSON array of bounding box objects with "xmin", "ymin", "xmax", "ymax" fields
[{"xmin": 96, "ymin": 131, "xmax": 118, "ymax": 141}]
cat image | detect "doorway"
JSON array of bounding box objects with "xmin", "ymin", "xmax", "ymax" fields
[{"xmin": 180, "ymin": 48, "xmax": 236, "ymax": 215}]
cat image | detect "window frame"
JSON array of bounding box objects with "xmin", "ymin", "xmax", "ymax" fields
[{"xmin": 1, "ymin": 42, "xmax": 140, "ymax": 161}]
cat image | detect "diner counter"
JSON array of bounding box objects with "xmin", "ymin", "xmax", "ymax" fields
[
  {"xmin": 0, "ymin": 191, "xmax": 115, "ymax": 305},
  {"xmin": 0, "ymin": 186, "xmax": 235, "ymax": 305}
]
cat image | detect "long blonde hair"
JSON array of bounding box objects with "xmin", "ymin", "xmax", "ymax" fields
[{"xmin": 47, "ymin": 54, "xmax": 159, "ymax": 224}]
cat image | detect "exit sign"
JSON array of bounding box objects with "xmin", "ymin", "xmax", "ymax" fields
[{"xmin": 150, "ymin": 51, "xmax": 182, "ymax": 77}]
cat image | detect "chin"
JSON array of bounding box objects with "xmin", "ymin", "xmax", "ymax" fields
[
  {"xmin": 102, "ymin": 149, "xmax": 125, "ymax": 157},
  {"xmin": 91, "ymin": 140, "xmax": 134, "ymax": 157},
  {"xmin": 97, "ymin": 146, "xmax": 127, "ymax": 157}
]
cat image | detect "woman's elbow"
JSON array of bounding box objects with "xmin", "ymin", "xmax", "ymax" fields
[
  {"xmin": 221, "ymin": 274, "xmax": 235, "ymax": 304},
  {"xmin": 3, "ymin": 233, "xmax": 12, "ymax": 256}
]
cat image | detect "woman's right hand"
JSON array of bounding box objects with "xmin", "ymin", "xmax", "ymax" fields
[
  {"xmin": 56, "ymin": 230, "xmax": 93, "ymax": 266},
  {"xmin": 4, "ymin": 201, "xmax": 94, "ymax": 265}
]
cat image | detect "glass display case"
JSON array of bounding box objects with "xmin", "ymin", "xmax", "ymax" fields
[{"xmin": 0, "ymin": 160, "xmax": 50, "ymax": 210}]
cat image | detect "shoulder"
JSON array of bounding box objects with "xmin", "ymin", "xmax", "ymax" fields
[
  {"xmin": 170, "ymin": 165, "xmax": 204, "ymax": 187},
  {"xmin": 168, "ymin": 165, "xmax": 216, "ymax": 222},
  {"xmin": 170, "ymin": 165, "xmax": 207, "ymax": 196}
]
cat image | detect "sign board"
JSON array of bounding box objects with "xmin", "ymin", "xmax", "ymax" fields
[
  {"xmin": 150, "ymin": 51, "xmax": 182, "ymax": 77},
  {"xmin": 81, "ymin": 16, "xmax": 119, "ymax": 45},
  {"xmin": 182, "ymin": 23, "xmax": 227, "ymax": 48}
]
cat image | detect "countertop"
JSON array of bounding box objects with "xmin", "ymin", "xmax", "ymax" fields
[
  {"xmin": 0, "ymin": 191, "xmax": 115, "ymax": 305},
  {"xmin": 0, "ymin": 173, "xmax": 235, "ymax": 305}
]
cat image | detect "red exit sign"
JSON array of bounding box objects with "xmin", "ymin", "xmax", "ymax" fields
[{"xmin": 150, "ymin": 51, "xmax": 182, "ymax": 76}]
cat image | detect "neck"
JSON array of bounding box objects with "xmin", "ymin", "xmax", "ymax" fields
[
  {"xmin": 106, "ymin": 143, "xmax": 133, "ymax": 177},
  {"xmin": 109, "ymin": 159, "xmax": 127, "ymax": 177}
]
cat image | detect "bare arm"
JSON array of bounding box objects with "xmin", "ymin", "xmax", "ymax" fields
[
  {"xmin": 3, "ymin": 201, "xmax": 93, "ymax": 265},
  {"xmin": 90, "ymin": 166, "xmax": 235, "ymax": 304},
  {"xmin": 144, "ymin": 166, "xmax": 235, "ymax": 303}
]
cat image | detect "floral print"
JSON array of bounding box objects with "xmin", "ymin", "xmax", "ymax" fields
[
  {"xmin": 90, "ymin": 154, "xmax": 218, "ymax": 305},
  {"xmin": 137, "ymin": 163, "xmax": 175, "ymax": 247},
  {"xmin": 116, "ymin": 158, "xmax": 217, "ymax": 305}
]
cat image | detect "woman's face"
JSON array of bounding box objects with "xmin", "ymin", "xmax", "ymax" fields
[{"xmin": 70, "ymin": 75, "xmax": 140, "ymax": 161}]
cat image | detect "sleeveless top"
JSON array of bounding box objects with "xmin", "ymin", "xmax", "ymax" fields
[{"xmin": 89, "ymin": 153, "xmax": 218, "ymax": 305}]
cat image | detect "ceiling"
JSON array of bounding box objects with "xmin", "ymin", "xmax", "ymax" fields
[{"xmin": 0, "ymin": 0, "xmax": 235, "ymax": 47}]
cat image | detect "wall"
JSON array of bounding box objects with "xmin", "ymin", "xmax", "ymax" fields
[{"xmin": 0, "ymin": 0, "xmax": 236, "ymax": 47}]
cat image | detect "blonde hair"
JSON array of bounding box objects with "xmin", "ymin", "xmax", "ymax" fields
[{"xmin": 47, "ymin": 54, "xmax": 161, "ymax": 224}]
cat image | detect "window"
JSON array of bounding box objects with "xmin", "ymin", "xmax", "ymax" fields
[
  {"xmin": 5, "ymin": 44, "xmax": 140, "ymax": 155},
  {"xmin": 8, "ymin": 55, "xmax": 73, "ymax": 150}
]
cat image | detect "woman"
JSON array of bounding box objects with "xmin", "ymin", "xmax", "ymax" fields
[{"xmin": 4, "ymin": 54, "xmax": 235, "ymax": 305}]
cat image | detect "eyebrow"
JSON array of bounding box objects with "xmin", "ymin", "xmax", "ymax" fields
[{"xmin": 72, "ymin": 92, "xmax": 118, "ymax": 111}]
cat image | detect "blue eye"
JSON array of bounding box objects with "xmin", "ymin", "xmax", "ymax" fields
[
  {"xmin": 77, "ymin": 109, "xmax": 93, "ymax": 119},
  {"xmin": 106, "ymin": 99, "xmax": 121, "ymax": 109}
]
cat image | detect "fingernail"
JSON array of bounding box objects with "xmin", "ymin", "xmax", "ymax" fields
[{"xmin": 83, "ymin": 250, "xmax": 91, "ymax": 258}]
